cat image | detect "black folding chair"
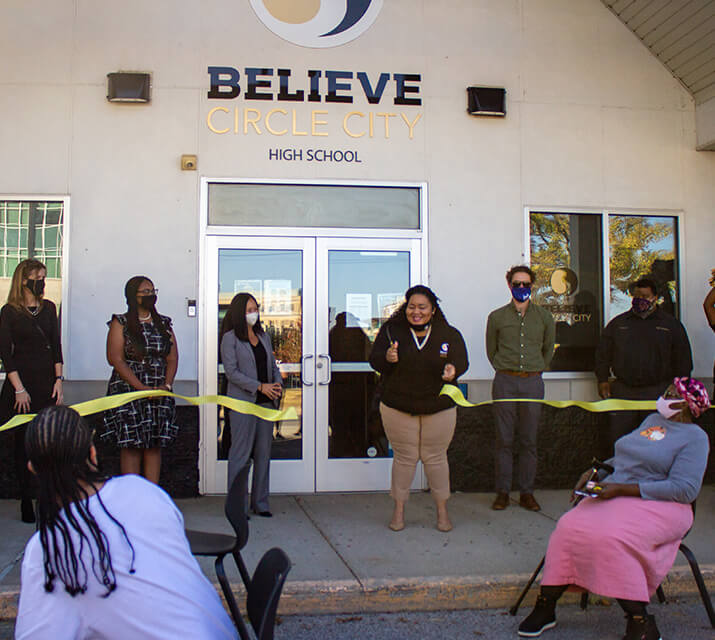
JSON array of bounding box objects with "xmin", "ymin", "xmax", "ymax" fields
[
  {"xmin": 575, "ymin": 501, "xmax": 714, "ymax": 628},
  {"xmin": 246, "ymin": 547, "xmax": 292, "ymax": 640},
  {"xmin": 185, "ymin": 465, "xmax": 252, "ymax": 635},
  {"xmin": 650, "ymin": 501, "xmax": 714, "ymax": 628}
]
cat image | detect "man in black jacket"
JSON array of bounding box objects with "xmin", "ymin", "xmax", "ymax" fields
[{"xmin": 594, "ymin": 277, "xmax": 693, "ymax": 451}]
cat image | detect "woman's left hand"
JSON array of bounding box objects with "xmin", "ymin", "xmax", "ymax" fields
[
  {"xmin": 441, "ymin": 363, "xmax": 456, "ymax": 382},
  {"xmin": 261, "ymin": 382, "xmax": 282, "ymax": 400},
  {"xmin": 595, "ymin": 483, "xmax": 640, "ymax": 500},
  {"xmin": 52, "ymin": 379, "xmax": 63, "ymax": 405}
]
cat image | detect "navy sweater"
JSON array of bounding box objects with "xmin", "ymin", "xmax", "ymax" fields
[{"xmin": 369, "ymin": 320, "xmax": 468, "ymax": 415}]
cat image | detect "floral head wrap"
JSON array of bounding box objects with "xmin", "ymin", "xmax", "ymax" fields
[{"xmin": 672, "ymin": 377, "xmax": 710, "ymax": 418}]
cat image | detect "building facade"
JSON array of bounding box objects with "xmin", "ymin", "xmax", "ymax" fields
[{"xmin": 1, "ymin": 0, "xmax": 713, "ymax": 496}]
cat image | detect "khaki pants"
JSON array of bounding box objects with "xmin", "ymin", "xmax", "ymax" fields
[{"xmin": 379, "ymin": 403, "xmax": 457, "ymax": 502}]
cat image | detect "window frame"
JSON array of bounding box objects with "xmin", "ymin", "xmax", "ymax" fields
[
  {"xmin": 0, "ymin": 195, "xmax": 70, "ymax": 380},
  {"xmin": 523, "ymin": 206, "xmax": 685, "ymax": 378}
]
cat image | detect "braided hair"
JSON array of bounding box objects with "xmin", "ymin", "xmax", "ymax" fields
[
  {"xmin": 25, "ymin": 406, "xmax": 135, "ymax": 597},
  {"xmin": 124, "ymin": 276, "xmax": 171, "ymax": 356}
]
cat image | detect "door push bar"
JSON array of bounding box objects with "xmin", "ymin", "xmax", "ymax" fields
[
  {"xmin": 317, "ymin": 354, "xmax": 332, "ymax": 385},
  {"xmin": 301, "ymin": 354, "xmax": 314, "ymax": 386}
]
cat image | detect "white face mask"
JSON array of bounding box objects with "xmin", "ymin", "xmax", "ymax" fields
[
  {"xmin": 245, "ymin": 312, "xmax": 259, "ymax": 327},
  {"xmin": 656, "ymin": 396, "xmax": 681, "ymax": 419}
]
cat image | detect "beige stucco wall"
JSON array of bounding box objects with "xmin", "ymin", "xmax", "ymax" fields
[{"xmin": 0, "ymin": 0, "xmax": 713, "ymax": 388}]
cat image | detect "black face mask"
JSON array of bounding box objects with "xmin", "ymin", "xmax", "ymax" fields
[
  {"xmin": 25, "ymin": 278, "xmax": 45, "ymax": 297},
  {"xmin": 139, "ymin": 294, "xmax": 157, "ymax": 309}
]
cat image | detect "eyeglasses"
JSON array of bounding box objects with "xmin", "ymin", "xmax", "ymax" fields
[
  {"xmin": 138, "ymin": 288, "xmax": 158, "ymax": 295},
  {"xmin": 511, "ymin": 281, "xmax": 531, "ymax": 288}
]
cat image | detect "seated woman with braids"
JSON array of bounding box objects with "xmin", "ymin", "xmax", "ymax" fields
[
  {"xmin": 15, "ymin": 406, "xmax": 237, "ymax": 640},
  {"xmin": 518, "ymin": 377, "xmax": 710, "ymax": 640}
]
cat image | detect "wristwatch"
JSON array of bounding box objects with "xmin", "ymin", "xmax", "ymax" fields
[{"xmin": 55, "ymin": 375, "xmax": 64, "ymax": 381}]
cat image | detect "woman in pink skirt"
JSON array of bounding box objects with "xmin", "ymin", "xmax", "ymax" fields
[{"xmin": 518, "ymin": 377, "xmax": 710, "ymax": 640}]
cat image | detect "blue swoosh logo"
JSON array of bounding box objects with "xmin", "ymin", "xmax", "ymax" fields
[{"xmin": 321, "ymin": 0, "xmax": 371, "ymax": 37}]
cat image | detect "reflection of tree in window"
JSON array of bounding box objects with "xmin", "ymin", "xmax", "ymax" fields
[
  {"xmin": 609, "ymin": 215, "xmax": 677, "ymax": 317},
  {"xmin": 530, "ymin": 213, "xmax": 571, "ymax": 304},
  {"xmin": 269, "ymin": 319, "xmax": 302, "ymax": 364},
  {"xmin": 529, "ymin": 213, "xmax": 602, "ymax": 371}
]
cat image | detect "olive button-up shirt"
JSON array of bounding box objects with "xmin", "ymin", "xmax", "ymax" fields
[{"xmin": 486, "ymin": 301, "xmax": 555, "ymax": 372}]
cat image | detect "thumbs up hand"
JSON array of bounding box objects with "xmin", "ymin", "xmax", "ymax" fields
[{"xmin": 386, "ymin": 340, "xmax": 399, "ymax": 363}]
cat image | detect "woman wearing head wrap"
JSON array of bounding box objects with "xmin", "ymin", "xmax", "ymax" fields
[
  {"xmin": 369, "ymin": 285, "xmax": 469, "ymax": 532},
  {"xmin": 101, "ymin": 276, "xmax": 178, "ymax": 483},
  {"xmin": 518, "ymin": 377, "xmax": 710, "ymax": 640},
  {"xmin": 15, "ymin": 406, "xmax": 236, "ymax": 639}
]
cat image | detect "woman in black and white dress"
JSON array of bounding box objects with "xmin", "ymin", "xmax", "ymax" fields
[{"xmin": 102, "ymin": 276, "xmax": 178, "ymax": 484}]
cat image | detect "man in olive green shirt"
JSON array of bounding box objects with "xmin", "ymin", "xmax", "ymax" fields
[{"xmin": 486, "ymin": 266, "xmax": 555, "ymax": 511}]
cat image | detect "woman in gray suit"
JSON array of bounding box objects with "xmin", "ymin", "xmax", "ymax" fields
[{"xmin": 220, "ymin": 293, "xmax": 282, "ymax": 517}]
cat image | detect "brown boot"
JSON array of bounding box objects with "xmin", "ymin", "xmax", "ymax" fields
[
  {"xmin": 519, "ymin": 493, "xmax": 541, "ymax": 511},
  {"xmin": 491, "ymin": 492, "xmax": 510, "ymax": 510}
]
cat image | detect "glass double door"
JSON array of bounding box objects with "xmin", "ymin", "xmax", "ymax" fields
[{"xmin": 202, "ymin": 235, "xmax": 422, "ymax": 494}]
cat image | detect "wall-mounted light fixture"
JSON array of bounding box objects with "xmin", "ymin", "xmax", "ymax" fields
[
  {"xmin": 107, "ymin": 72, "xmax": 152, "ymax": 103},
  {"xmin": 467, "ymin": 86, "xmax": 506, "ymax": 117}
]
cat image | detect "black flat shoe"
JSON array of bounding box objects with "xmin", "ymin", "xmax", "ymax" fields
[
  {"xmin": 21, "ymin": 498, "xmax": 36, "ymax": 524},
  {"xmin": 253, "ymin": 510, "xmax": 273, "ymax": 518}
]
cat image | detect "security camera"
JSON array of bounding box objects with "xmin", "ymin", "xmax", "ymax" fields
[{"xmin": 181, "ymin": 155, "xmax": 197, "ymax": 171}]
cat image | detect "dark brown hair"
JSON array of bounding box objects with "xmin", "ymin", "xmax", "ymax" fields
[{"xmin": 506, "ymin": 265, "xmax": 536, "ymax": 285}]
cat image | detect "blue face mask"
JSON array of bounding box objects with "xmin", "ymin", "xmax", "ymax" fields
[{"xmin": 511, "ymin": 286, "xmax": 531, "ymax": 302}]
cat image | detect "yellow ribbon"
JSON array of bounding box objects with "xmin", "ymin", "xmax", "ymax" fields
[
  {"xmin": 439, "ymin": 384, "xmax": 658, "ymax": 412},
  {"xmin": 0, "ymin": 390, "xmax": 298, "ymax": 433}
]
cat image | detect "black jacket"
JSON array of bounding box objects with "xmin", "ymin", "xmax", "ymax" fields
[
  {"xmin": 594, "ymin": 307, "xmax": 692, "ymax": 387},
  {"xmin": 369, "ymin": 319, "xmax": 469, "ymax": 415}
]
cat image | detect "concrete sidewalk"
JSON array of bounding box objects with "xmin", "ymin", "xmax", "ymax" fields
[{"xmin": 1, "ymin": 488, "xmax": 713, "ymax": 619}]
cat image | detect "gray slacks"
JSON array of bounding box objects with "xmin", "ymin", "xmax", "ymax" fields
[
  {"xmin": 492, "ymin": 371, "xmax": 544, "ymax": 494},
  {"xmin": 227, "ymin": 408, "xmax": 273, "ymax": 513}
]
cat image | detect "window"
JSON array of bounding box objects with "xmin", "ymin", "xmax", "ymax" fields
[
  {"xmin": 528, "ymin": 210, "xmax": 679, "ymax": 372},
  {"xmin": 608, "ymin": 215, "xmax": 679, "ymax": 319},
  {"xmin": 208, "ymin": 183, "xmax": 420, "ymax": 229},
  {"xmin": 0, "ymin": 199, "xmax": 65, "ymax": 371}
]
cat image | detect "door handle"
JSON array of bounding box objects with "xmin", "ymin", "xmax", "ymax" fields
[
  {"xmin": 301, "ymin": 354, "xmax": 314, "ymax": 387},
  {"xmin": 318, "ymin": 354, "xmax": 332, "ymax": 385}
]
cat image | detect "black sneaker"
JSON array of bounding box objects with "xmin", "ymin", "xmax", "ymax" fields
[
  {"xmin": 518, "ymin": 595, "xmax": 556, "ymax": 637},
  {"xmin": 623, "ymin": 614, "xmax": 661, "ymax": 640}
]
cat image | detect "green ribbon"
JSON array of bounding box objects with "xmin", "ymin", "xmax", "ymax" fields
[
  {"xmin": 0, "ymin": 390, "xmax": 298, "ymax": 433},
  {"xmin": 439, "ymin": 383, "xmax": 658, "ymax": 412}
]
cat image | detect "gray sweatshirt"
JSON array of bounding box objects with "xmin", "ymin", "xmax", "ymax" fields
[{"xmin": 602, "ymin": 413, "xmax": 709, "ymax": 503}]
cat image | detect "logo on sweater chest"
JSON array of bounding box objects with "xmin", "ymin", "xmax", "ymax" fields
[
  {"xmin": 439, "ymin": 342, "xmax": 449, "ymax": 358},
  {"xmin": 639, "ymin": 426, "xmax": 666, "ymax": 441}
]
